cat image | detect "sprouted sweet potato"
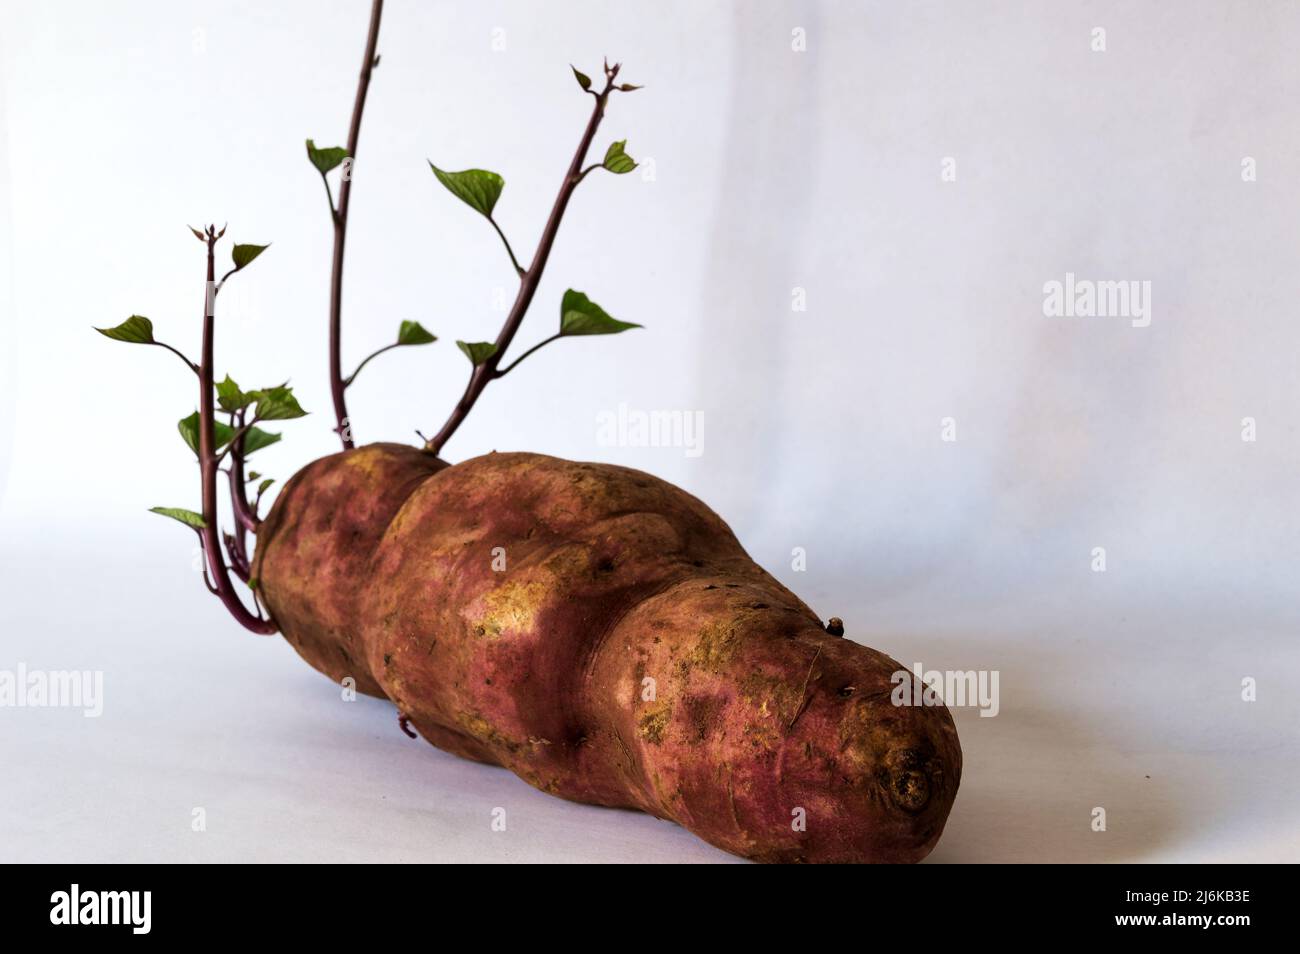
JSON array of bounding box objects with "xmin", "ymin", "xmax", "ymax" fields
[
  {"xmin": 97, "ymin": 7, "xmax": 961, "ymax": 863},
  {"xmin": 254, "ymin": 444, "xmax": 961, "ymax": 863}
]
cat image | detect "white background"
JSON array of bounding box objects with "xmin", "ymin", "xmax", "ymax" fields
[{"xmin": 2, "ymin": 0, "xmax": 1298, "ymax": 862}]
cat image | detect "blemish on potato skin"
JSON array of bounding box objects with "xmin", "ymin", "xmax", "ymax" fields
[
  {"xmin": 638, "ymin": 706, "xmax": 671, "ymax": 744},
  {"xmin": 458, "ymin": 710, "xmax": 523, "ymax": 755},
  {"xmin": 683, "ymin": 694, "xmax": 725, "ymax": 742}
]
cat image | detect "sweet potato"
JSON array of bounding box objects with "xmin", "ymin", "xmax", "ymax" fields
[{"xmin": 254, "ymin": 442, "xmax": 962, "ymax": 863}]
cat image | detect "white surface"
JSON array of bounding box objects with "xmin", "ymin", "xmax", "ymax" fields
[
  {"xmin": 1, "ymin": 526, "xmax": 1296, "ymax": 864},
  {"xmin": 2, "ymin": 0, "xmax": 1299, "ymax": 863}
]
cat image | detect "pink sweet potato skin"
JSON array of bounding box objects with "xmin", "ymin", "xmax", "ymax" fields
[
  {"xmin": 253, "ymin": 443, "xmax": 446, "ymax": 698},
  {"xmin": 255, "ymin": 443, "xmax": 961, "ymax": 863}
]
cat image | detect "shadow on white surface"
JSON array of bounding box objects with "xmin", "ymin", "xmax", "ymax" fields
[{"xmin": 3, "ymin": 523, "xmax": 1296, "ymax": 863}]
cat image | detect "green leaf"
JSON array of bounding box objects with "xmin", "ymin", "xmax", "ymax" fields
[
  {"xmin": 456, "ymin": 340, "xmax": 499, "ymax": 366},
  {"xmin": 247, "ymin": 384, "xmax": 307, "ymax": 421},
  {"xmin": 216, "ymin": 375, "xmax": 253, "ymax": 413},
  {"xmin": 178, "ymin": 412, "xmax": 237, "ymax": 456},
  {"xmin": 571, "ymin": 65, "xmax": 592, "ymax": 91},
  {"xmin": 241, "ymin": 426, "xmax": 282, "ymax": 456},
  {"xmin": 149, "ymin": 506, "xmax": 207, "ymax": 530},
  {"xmin": 178, "ymin": 412, "xmax": 278, "ymax": 457},
  {"xmin": 247, "ymin": 471, "xmax": 262, "ymax": 481},
  {"xmin": 397, "ymin": 320, "xmax": 437, "ymax": 346},
  {"xmin": 617, "ymin": 83, "xmax": 643, "ymax": 92},
  {"xmin": 306, "ymin": 139, "xmax": 349, "ymax": 175},
  {"xmin": 257, "ymin": 478, "xmax": 275, "ymax": 496},
  {"xmin": 602, "ymin": 140, "xmax": 637, "ymax": 175},
  {"xmin": 95, "ymin": 315, "xmax": 155, "ymax": 344},
  {"xmin": 231, "ymin": 243, "xmax": 269, "ymax": 271},
  {"xmin": 429, "ymin": 164, "xmax": 504, "ymax": 217},
  {"xmin": 559, "ymin": 290, "xmax": 642, "ymax": 336}
]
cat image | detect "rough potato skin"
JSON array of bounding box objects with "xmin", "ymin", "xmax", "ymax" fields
[{"xmin": 255, "ymin": 443, "xmax": 961, "ymax": 863}]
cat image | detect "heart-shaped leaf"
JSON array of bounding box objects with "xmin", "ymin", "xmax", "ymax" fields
[
  {"xmin": 231, "ymin": 243, "xmax": 269, "ymax": 271},
  {"xmin": 246, "ymin": 384, "xmax": 307, "ymax": 421},
  {"xmin": 95, "ymin": 315, "xmax": 155, "ymax": 344},
  {"xmin": 241, "ymin": 426, "xmax": 282, "ymax": 456},
  {"xmin": 429, "ymin": 164, "xmax": 504, "ymax": 217},
  {"xmin": 178, "ymin": 412, "xmax": 237, "ymax": 455},
  {"xmin": 559, "ymin": 290, "xmax": 642, "ymax": 336},
  {"xmin": 397, "ymin": 320, "xmax": 437, "ymax": 346},
  {"xmin": 216, "ymin": 375, "xmax": 253, "ymax": 413},
  {"xmin": 456, "ymin": 340, "xmax": 499, "ymax": 366},
  {"xmin": 306, "ymin": 139, "xmax": 349, "ymax": 175},
  {"xmin": 149, "ymin": 506, "xmax": 207, "ymax": 530},
  {"xmin": 602, "ymin": 140, "xmax": 637, "ymax": 175},
  {"xmin": 178, "ymin": 413, "xmax": 281, "ymax": 457}
]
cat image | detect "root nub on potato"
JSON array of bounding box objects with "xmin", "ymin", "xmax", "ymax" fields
[{"xmin": 254, "ymin": 443, "xmax": 961, "ymax": 863}]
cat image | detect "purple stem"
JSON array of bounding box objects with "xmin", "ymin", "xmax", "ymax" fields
[
  {"xmin": 328, "ymin": 0, "xmax": 385, "ymax": 450},
  {"xmin": 424, "ymin": 66, "xmax": 622, "ymax": 457}
]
